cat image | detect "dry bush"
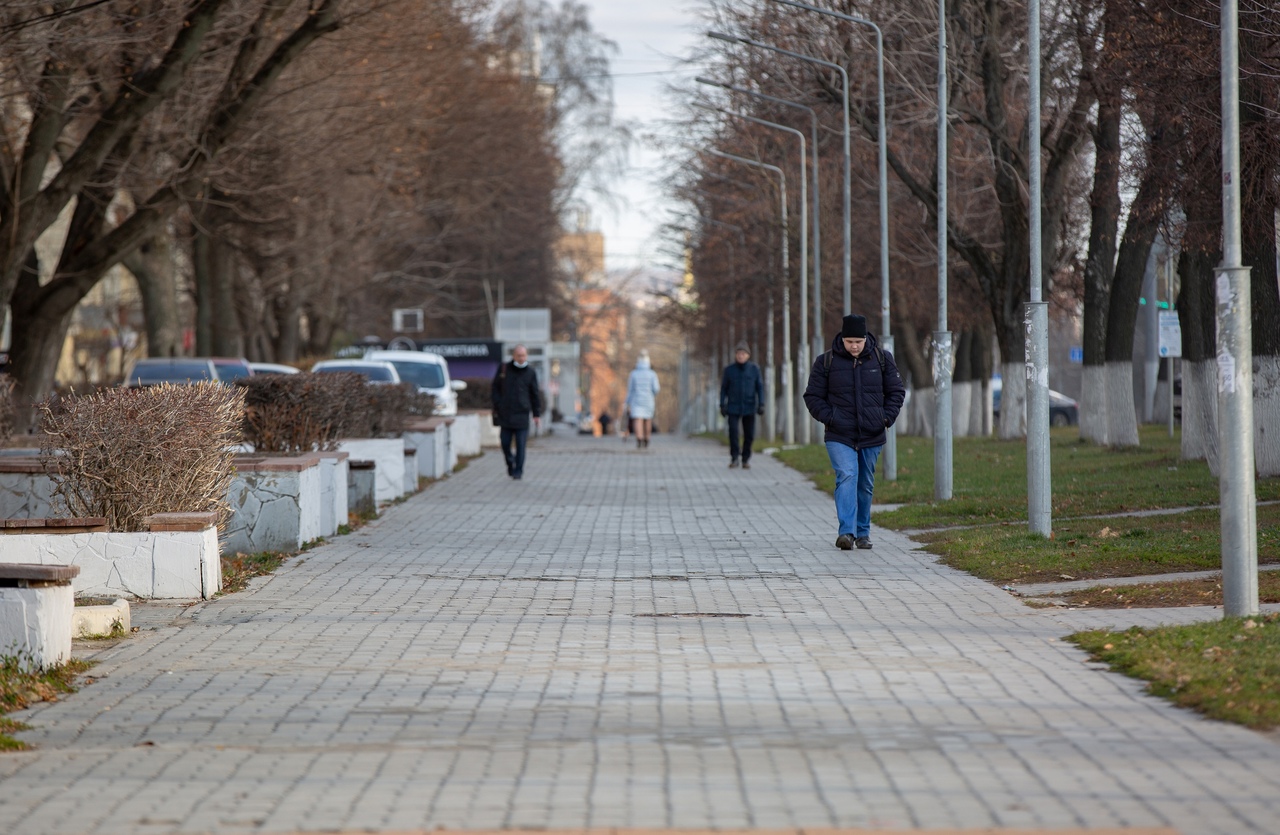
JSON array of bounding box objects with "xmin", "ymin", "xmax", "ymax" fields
[
  {"xmin": 237, "ymin": 374, "xmax": 435, "ymax": 451},
  {"xmin": 348, "ymin": 383, "xmax": 435, "ymax": 439},
  {"xmin": 236, "ymin": 372, "xmax": 363, "ymax": 453},
  {"xmin": 39, "ymin": 383, "xmax": 245, "ymax": 532}
]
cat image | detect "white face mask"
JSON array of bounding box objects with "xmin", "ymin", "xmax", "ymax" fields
[{"xmin": 513, "ymin": 360, "xmax": 528, "ymax": 368}]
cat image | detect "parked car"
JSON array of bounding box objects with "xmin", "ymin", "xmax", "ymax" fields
[
  {"xmin": 362, "ymin": 349, "xmax": 466, "ymax": 416},
  {"xmin": 248, "ymin": 362, "xmax": 300, "ymax": 375},
  {"xmin": 206, "ymin": 357, "xmax": 254, "ymax": 382},
  {"xmin": 991, "ymin": 378, "xmax": 1079, "ymax": 426},
  {"xmin": 124, "ymin": 357, "xmax": 219, "ymax": 387},
  {"xmin": 310, "ymin": 359, "xmax": 401, "ymax": 385}
]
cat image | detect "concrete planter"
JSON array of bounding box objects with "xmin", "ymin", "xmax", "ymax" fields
[
  {"xmin": 1, "ymin": 513, "xmax": 221, "ymax": 600},
  {"xmin": 0, "ymin": 562, "xmax": 79, "ymax": 670},
  {"xmin": 315, "ymin": 452, "xmax": 350, "ymax": 537},
  {"xmin": 0, "ymin": 456, "xmax": 55, "ymax": 520},
  {"xmin": 403, "ymin": 420, "xmax": 448, "ymax": 480},
  {"xmin": 452, "ymin": 413, "xmax": 482, "ymax": 457},
  {"xmin": 403, "ymin": 447, "xmax": 419, "ymax": 495},
  {"xmin": 224, "ymin": 455, "xmax": 324, "ymax": 555},
  {"xmin": 347, "ymin": 460, "xmax": 376, "ymax": 518},
  {"xmin": 336, "ymin": 439, "xmax": 404, "ymax": 504},
  {"xmin": 478, "ymin": 411, "xmax": 501, "ymax": 448}
]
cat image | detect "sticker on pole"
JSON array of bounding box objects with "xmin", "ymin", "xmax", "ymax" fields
[{"xmin": 1158, "ymin": 311, "xmax": 1182, "ymax": 358}]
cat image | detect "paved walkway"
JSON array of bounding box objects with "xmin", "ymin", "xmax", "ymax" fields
[{"xmin": 3, "ymin": 432, "xmax": 1278, "ymax": 835}]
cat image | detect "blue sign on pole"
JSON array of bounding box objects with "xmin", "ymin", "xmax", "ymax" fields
[{"xmin": 1069, "ymin": 346, "xmax": 1083, "ymax": 364}]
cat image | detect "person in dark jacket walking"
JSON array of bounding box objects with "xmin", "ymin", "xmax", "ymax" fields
[
  {"xmin": 491, "ymin": 344, "xmax": 543, "ymax": 480},
  {"xmin": 803, "ymin": 314, "xmax": 906, "ymax": 550},
  {"xmin": 720, "ymin": 341, "xmax": 765, "ymax": 469}
]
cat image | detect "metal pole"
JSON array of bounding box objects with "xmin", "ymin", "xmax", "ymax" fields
[
  {"xmin": 1167, "ymin": 256, "xmax": 1175, "ymax": 439},
  {"xmin": 768, "ymin": 0, "xmax": 893, "ymax": 462},
  {"xmin": 697, "ymin": 78, "xmax": 825, "ymax": 436},
  {"xmin": 934, "ymin": 0, "xmax": 953, "ymax": 502},
  {"xmin": 707, "ymin": 148, "xmax": 794, "ymax": 443},
  {"xmin": 1217, "ymin": 0, "xmax": 1258, "ymax": 617},
  {"xmin": 699, "ymin": 105, "xmax": 807, "ymax": 444},
  {"xmin": 708, "ymin": 32, "xmax": 851, "ymax": 317},
  {"xmin": 1026, "ymin": 0, "xmax": 1052, "ymax": 537}
]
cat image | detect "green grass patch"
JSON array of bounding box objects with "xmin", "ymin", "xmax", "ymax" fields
[
  {"xmin": 1053, "ymin": 570, "xmax": 1280, "ymax": 608},
  {"xmin": 0, "ymin": 655, "xmax": 95, "ymax": 750},
  {"xmin": 775, "ymin": 426, "xmax": 1280, "ymax": 530},
  {"xmin": 918, "ymin": 503, "xmax": 1280, "ymax": 584},
  {"xmin": 219, "ymin": 550, "xmax": 290, "ymax": 595},
  {"xmin": 1068, "ymin": 613, "xmax": 1280, "ymax": 729}
]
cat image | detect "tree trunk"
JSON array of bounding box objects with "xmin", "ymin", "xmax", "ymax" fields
[
  {"xmin": 1246, "ymin": 209, "xmax": 1280, "ymax": 476},
  {"xmin": 969, "ymin": 328, "xmax": 992, "ymax": 436},
  {"xmin": 952, "ymin": 331, "xmax": 974, "ymax": 437},
  {"xmin": 1079, "ymin": 52, "xmax": 1122, "ymax": 445},
  {"xmin": 1178, "ymin": 245, "xmax": 1219, "ymax": 468},
  {"xmin": 8, "ymin": 304, "xmax": 75, "ymax": 427},
  {"xmin": 122, "ymin": 230, "xmax": 181, "ymax": 357},
  {"xmin": 193, "ymin": 226, "xmax": 214, "ymax": 356},
  {"xmin": 212, "ymin": 238, "xmax": 243, "ymax": 357}
]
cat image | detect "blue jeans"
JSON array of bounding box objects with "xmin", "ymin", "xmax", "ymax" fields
[
  {"xmin": 825, "ymin": 442, "xmax": 882, "ymax": 538},
  {"xmin": 500, "ymin": 427, "xmax": 529, "ymax": 477}
]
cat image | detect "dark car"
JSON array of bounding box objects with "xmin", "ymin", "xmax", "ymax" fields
[
  {"xmin": 992, "ymin": 379, "xmax": 1079, "ymax": 427},
  {"xmin": 207, "ymin": 357, "xmax": 254, "ymax": 382},
  {"xmin": 124, "ymin": 358, "xmax": 219, "ymax": 387}
]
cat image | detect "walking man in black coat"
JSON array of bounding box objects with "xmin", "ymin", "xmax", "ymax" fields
[
  {"xmin": 491, "ymin": 344, "xmax": 543, "ymax": 480},
  {"xmin": 720, "ymin": 341, "xmax": 765, "ymax": 469},
  {"xmin": 803, "ymin": 314, "xmax": 906, "ymax": 550}
]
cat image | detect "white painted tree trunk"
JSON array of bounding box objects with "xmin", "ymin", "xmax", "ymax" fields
[
  {"xmin": 1079, "ymin": 365, "xmax": 1109, "ymax": 444},
  {"xmin": 998, "ymin": 361, "xmax": 1027, "ymax": 439},
  {"xmin": 969, "ymin": 379, "xmax": 989, "ymax": 436},
  {"xmin": 909, "ymin": 386, "xmax": 935, "ymax": 437},
  {"xmin": 1254, "ymin": 355, "xmax": 1280, "ymax": 477},
  {"xmin": 1182, "ymin": 358, "xmax": 1219, "ymax": 474},
  {"xmin": 953, "ymin": 381, "xmax": 974, "ymax": 437},
  {"xmin": 1104, "ymin": 361, "xmax": 1140, "ymax": 446}
]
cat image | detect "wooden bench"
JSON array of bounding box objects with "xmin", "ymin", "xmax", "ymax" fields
[{"xmin": 0, "ymin": 562, "xmax": 81, "ymax": 669}]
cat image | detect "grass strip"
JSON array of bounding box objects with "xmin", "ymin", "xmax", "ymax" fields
[
  {"xmin": 916, "ymin": 502, "xmax": 1280, "ymax": 584},
  {"xmin": 1049, "ymin": 570, "xmax": 1280, "ymax": 609},
  {"xmin": 1068, "ymin": 614, "xmax": 1280, "ymax": 729},
  {"xmin": 0, "ymin": 656, "xmax": 94, "ymax": 750},
  {"xmin": 774, "ymin": 426, "xmax": 1280, "ymax": 529}
]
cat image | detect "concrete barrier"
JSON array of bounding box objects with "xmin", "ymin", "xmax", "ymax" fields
[
  {"xmin": 315, "ymin": 452, "xmax": 350, "ymax": 536},
  {"xmin": 224, "ymin": 455, "xmax": 324, "ymax": 555},
  {"xmin": 0, "ymin": 562, "xmax": 79, "ymax": 670},
  {"xmin": 0, "ymin": 456, "xmax": 55, "ymax": 520},
  {"xmin": 337, "ymin": 439, "xmax": 404, "ymax": 504},
  {"xmin": 403, "ymin": 447, "xmax": 419, "ymax": 495},
  {"xmin": 347, "ymin": 460, "xmax": 376, "ymax": 518},
  {"xmin": 1, "ymin": 513, "xmax": 221, "ymax": 600},
  {"xmin": 451, "ymin": 413, "xmax": 482, "ymax": 457},
  {"xmin": 403, "ymin": 420, "xmax": 448, "ymax": 480}
]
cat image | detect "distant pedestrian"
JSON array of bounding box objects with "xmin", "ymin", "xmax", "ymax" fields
[
  {"xmin": 491, "ymin": 344, "xmax": 543, "ymax": 480},
  {"xmin": 598, "ymin": 410, "xmax": 613, "ymax": 436},
  {"xmin": 720, "ymin": 341, "xmax": 764, "ymax": 470},
  {"xmin": 803, "ymin": 314, "xmax": 905, "ymax": 550},
  {"xmin": 625, "ymin": 350, "xmax": 660, "ymax": 449}
]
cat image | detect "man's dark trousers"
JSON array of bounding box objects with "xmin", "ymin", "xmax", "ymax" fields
[
  {"xmin": 727, "ymin": 414, "xmax": 756, "ymax": 463},
  {"xmin": 500, "ymin": 427, "xmax": 529, "ymax": 478}
]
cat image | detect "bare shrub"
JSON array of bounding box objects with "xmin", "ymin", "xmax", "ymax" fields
[
  {"xmin": 39, "ymin": 383, "xmax": 245, "ymax": 532},
  {"xmin": 236, "ymin": 374, "xmax": 435, "ymax": 451},
  {"xmin": 236, "ymin": 372, "xmax": 363, "ymax": 453}
]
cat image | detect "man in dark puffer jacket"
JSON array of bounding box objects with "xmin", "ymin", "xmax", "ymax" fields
[
  {"xmin": 803, "ymin": 314, "xmax": 906, "ymax": 550},
  {"xmin": 720, "ymin": 341, "xmax": 764, "ymax": 469}
]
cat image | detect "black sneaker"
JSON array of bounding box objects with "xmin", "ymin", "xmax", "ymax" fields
[
  {"xmin": 855, "ymin": 537, "xmax": 873, "ymax": 549},
  {"xmin": 729, "ymin": 458, "xmax": 739, "ymax": 469},
  {"xmin": 835, "ymin": 534, "xmax": 854, "ymax": 550}
]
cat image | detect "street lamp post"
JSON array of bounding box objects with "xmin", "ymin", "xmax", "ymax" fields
[
  {"xmin": 708, "ymin": 148, "xmax": 794, "ymax": 444},
  {"xmin": 697, "ymin": 102, "xmax": 808, "ymax": 444},
  {"xmin": 697, "ymin": 78, "xmax": 825, "ymax": 444},
  {"xmin": 708, "ymin": 32, "xmax": 851, "ymax": 318},
  {"xmin": 766, "ymin": 0, "xmax": 898, "ymax": 479},
  {"xmin": 1026, "ymin": 0, "xmax": 1052, "ymax": 536}
]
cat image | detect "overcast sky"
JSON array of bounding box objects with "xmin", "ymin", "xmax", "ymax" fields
[{"xmin": 579, "ymin": 0, "xmax": 703, "ymax": 275}]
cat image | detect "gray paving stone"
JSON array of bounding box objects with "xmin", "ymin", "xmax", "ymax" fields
[{"xmin": 2, "ymin": 431, "xmax": 1278, "ymax": 834}]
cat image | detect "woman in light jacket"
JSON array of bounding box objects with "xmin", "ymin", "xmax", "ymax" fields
[{"xmin": 625, "ymin": 350, "xmax": 660, "ymax": 448}]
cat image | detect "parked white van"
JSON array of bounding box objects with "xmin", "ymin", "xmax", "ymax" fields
[{"xmin": 363, "ymin": 349, "xmax": 466, "ymax": 416}]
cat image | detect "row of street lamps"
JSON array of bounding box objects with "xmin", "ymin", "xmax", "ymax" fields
[{"xmin": 691, "ymin": 0, "xmax": 1258, "ymax": 617}]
